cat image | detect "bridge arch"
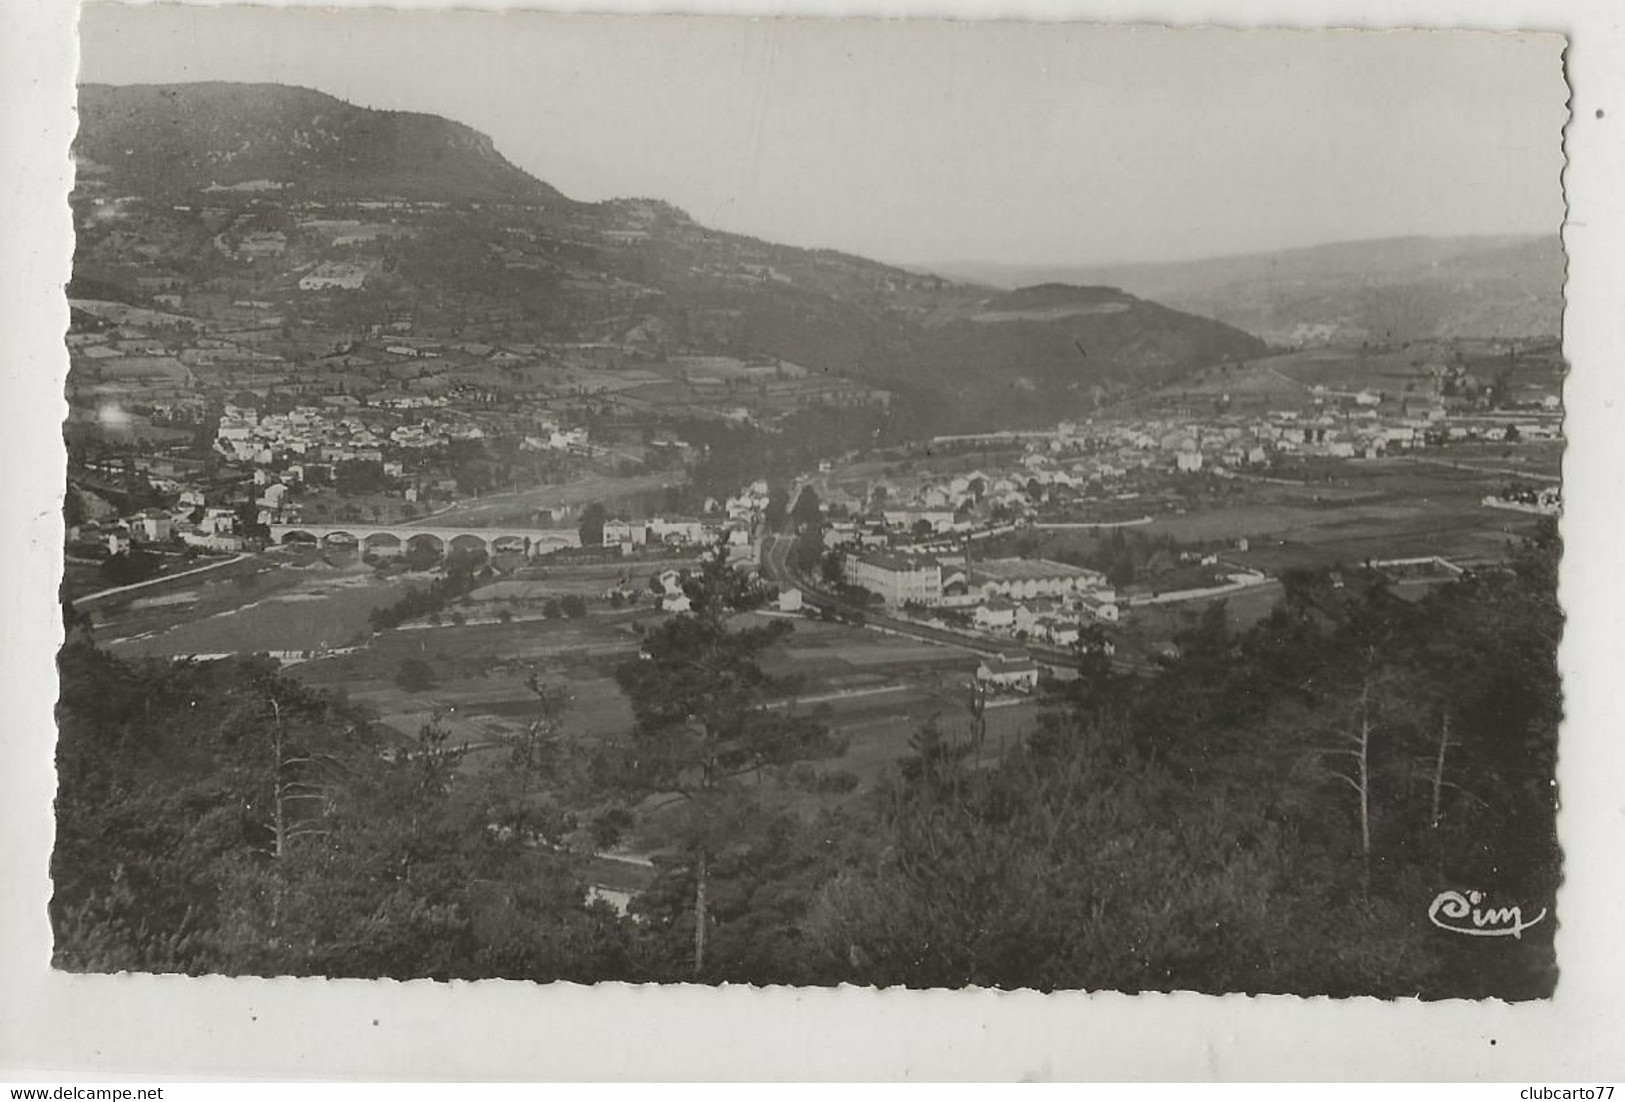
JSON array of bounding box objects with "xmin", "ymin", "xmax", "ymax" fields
[
  {"xmin": 362, "ymin": 531, "xmax": 404, "ymax": 553},
  {"xmin": 280, "ymin": 529, "xmax": 318, "ymax": 545}
]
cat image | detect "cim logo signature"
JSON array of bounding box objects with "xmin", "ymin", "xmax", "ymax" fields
[{"xmin": 1428, "ymin": 889, "xmax": 1548, "ymax": 940}]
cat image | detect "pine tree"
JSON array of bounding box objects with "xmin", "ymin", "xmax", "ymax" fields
[{"xmin": 604, "ymin": 542, "xmax": 842, "ymax": 975}]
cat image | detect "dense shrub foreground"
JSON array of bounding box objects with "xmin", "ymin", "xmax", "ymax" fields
[{"xmin": 53, "ymin": 526, "xmax": 1561, "ymax": 996}]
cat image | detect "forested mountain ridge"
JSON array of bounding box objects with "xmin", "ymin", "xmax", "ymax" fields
[
  {"xmin": 72, "ymin": 81, "xmax": 1268, "ymax": 432},
  {"xmin": 76, "ymin": 83, "xmax": 568, "ymax": 205}
]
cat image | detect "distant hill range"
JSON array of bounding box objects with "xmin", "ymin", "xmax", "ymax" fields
[
  {"xmin": 71, "ymin": 82, "xmax": 1273, "ymax": 432},
  {"xmin": 925, "ymin": 235, "xmax": 1564, "ymax": 346}
]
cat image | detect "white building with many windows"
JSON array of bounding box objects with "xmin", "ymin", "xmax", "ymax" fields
[{"xmin": 843, "ymin": 550, "xmax": 943, "ymax": 607}]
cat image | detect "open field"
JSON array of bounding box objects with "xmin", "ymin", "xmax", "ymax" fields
[
  {"xmin": 1137, "ymin": 458, "xmax": 1548, "ymax": 569},
  {"xmin": 664, "ymin": 355, "xmax": 808, "ymax": 381},
  {"xmin": 1396, "ymin": 441, "xmax": 1563, "ymax": 480},
  {"xmin": 288, "ymin": 612, "xmax": 648, "ymax": 770},
  {"xmin": 275, "ymin": 605, "xmax": 1024, "ymax": 830},
  {"xmin": 67, "ymin": 548, "xmax": 261, "ymax": 607},
  {"xmin": 550, "ymin": 366, "xmax": 666, "ymax": 392},
  {"xmin": 1134, "ymin": 347, "xmax": 1420, "ymax": 406},
  {"xmin": 1132, "ymin": 340, "xmax": 1563, "ymax": 415},
  {"xmin": 467, "ymin": 558, "xmax": 696, "ymax": 605},
  {"xmin": 989, "ymin": 453, "xmax": 1550, "ymax": 589},
  {"xmin": 409, "ymin": 470, "xmax": 685, "ymax": 526},
  {"xmin": 100, "ymin": 551, "xmax": 416, "ymax": 657}
]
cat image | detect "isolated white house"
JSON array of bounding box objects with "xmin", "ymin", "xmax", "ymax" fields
[{"xmin": 975, "ymin": 654, "xmax": 1040, "ymax": 692}]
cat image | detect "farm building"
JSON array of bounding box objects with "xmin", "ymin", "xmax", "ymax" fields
[{"xmin": 976, "ymin": 654, "xmax": 1040, "ymax": 692}]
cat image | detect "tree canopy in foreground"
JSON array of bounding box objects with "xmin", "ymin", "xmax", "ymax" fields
[{"xmin": 52, "ymin": 524, "xmax": 1561, "ymax": 996}]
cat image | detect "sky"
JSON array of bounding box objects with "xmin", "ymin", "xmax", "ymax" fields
[{"xmin": 77, "ymin": 4, "xmax": 1569, "ymax": 268}]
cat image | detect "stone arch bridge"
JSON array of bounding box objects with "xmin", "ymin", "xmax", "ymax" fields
[{"xmin": 267, "ymin": 523, "xmax": 581, "ymax": 558}]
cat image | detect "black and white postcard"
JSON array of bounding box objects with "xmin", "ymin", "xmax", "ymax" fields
[{"xmin": 5, "ymin": 0, "xmax": 1623, "ymax": 1082}]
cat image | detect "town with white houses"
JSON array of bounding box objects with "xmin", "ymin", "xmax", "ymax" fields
[{"xmin": 70, "ymin": 341, "xmax": 1563, "ymax": 694}]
